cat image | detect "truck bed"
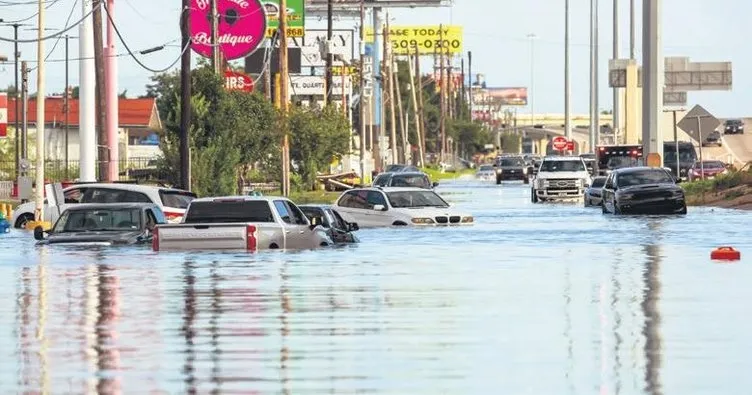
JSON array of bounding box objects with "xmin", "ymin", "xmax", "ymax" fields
[{"xmin": 153, "ymin": 223, "xmax": 268, "ymax": 251}]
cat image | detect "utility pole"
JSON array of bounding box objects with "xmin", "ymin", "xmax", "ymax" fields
[
  {"xmin": 642, "ymin": 0, "xmax": 663, "ymax": 158},
  {"xmin": 34, "ymin": 0, "xmax": 46, "ymax": 223},
  {"xmin": 394, "ymin": 62, "xmax": 407, "ymax": 164},
  {"xmin": 468, "ymin": 51, "xmax": 473, "ymax": 120},
  {"xmin": 280, "ymin": 0, "xmax": 290, "ymax": 196},
  {"xmin": 613, "ymin": 0, "xmax": 621, "ymax": 140},
  {"xmin": 439, "ymin": 24, "xmax": 446, "ymax": 163},
  {"xmin": 407, "ymin": 52, "xmax": 423, "ymax": 167},
  {"xmin": 6, "ymin": 23, "xmax": 24, "ymax": 180},
  {"xmin": 386, "ymin": 17, "xmax": 397, "ymax": 165},
  {"xmin": 589, "ymin": 0, "xmax": 596, "ymax": 152},
  {"xmin": 21, "ymin": 61, "xmax": 28, "ymax": 161},
  {"xmin": 415, "ymin": 45, "xmax": 426, "ymax": 163},
  {"xmin": 180, "ymin": 0, "xmax": 191, "ymax": 190},
  {"xmin": 594, "ymin": 0, "xmax": 600, "ymax": 149},
  {"xmin": 564, "ymin": 0, "xmax": 571, "ymax": 139},
  {"xmin": 92, "ymin": 0, "xmax": 108, "ymax": 181},
  {"xmin": 105, "ymin": 0, "xmax": 119, "ymax": 182},
  {"xmin": 358, "ymin": 0, "xmax": 366, "ymax": 183},
  {"xmin": 79, "ymin": 0, "xmax": 96, "ymax": 181},
  {"xmin": 210, "ymin": 0, "xmax": 221, "ymax": 74},
  {"xmin": 325, "ymin": 0, "xmax": 334, "ymax": 105},
  {"xmin": 527, "ymin": 33, "xmax": 536, "ymax": 128},
  {"xmin": 64, "ymin": 34, "xmax": 70, "ymax": 177},
  {"xmin": 630, "ymin": 0, "xmax": 635, "ymax": 59}
]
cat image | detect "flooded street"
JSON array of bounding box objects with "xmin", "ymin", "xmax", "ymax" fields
[{"xmin": 1, "ymin": 178, "xmax": 751, "ymax": 394}]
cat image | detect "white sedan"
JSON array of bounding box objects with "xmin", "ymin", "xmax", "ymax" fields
[
  {"xmin": 333, "ymin": 187, "xmax": 474, "ymax": 227},
  {"xmin": 475, "ymin": 164, "xmax": 495, "ymax": 181}
]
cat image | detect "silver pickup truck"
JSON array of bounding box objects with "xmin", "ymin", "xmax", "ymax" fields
[{"xmin": 153, "ymin": 196, "xmax": 333, "ymax": 251}]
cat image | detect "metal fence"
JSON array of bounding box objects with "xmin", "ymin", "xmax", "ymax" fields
[{"xmin": 0, "ymin": 158, "xmax": 157, "ymax": 182}]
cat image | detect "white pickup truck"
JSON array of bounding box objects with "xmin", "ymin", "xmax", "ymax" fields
[
  {"xmin": 531, "ymin": 156, "xmax": 592, "ymax": 203},
  {"xmin": 153, "ymin": 196, "xmax": 333, "ymax": 251}
]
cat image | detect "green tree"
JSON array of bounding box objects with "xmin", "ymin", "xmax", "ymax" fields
[{"xmin": 288, "ymin": 105, "xmax": 351, "ymax": 190}]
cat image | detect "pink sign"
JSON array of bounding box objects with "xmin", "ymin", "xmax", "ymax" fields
[
  {"xmin": 0, "ymin": 93, "xmax": 6, "ymax": 138},
  {"xmin": 190, "ymin": 0, "xmax": 267, "ymax": 60}
]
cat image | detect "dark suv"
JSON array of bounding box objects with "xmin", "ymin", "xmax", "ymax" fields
[
  {"xmin": 723, "ymin": 119, "xmax": 744, "ymax": 134},
  {"xmin": 372, "ymin": 172, "xmax": 437, "ymax": 189},
  {"xmin": 494, "ymin": 156, "xmax": 530, "ymax": 184}
]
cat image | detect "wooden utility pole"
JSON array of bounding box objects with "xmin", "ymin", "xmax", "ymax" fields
[
  {"xmin": 64, "ymin": 34, "xmax": 70, "ymax": 178},
  {"xmin": 415, "ymin": 46, "xmax": 426, "ymax": 164},
  {"xmin": 210, "ymin": 0, "xmax": 221, "ymax": 73},
  {"xmin": 358, "ymin": 0, "xmax": 367, "ymax": 183},
  {"xmin": 394, "ymin": 62, "xmax": 407, "ymax": 164},
  {"xmin": 279, "ymin": 0, "xmax": 290, "ymax": 196},
  {"xmin": 407, "ymin": 53, "xmax": 423, "ymax": 167},
  {"xmin": 92, "ymin": 0, "xmax": 109, "ymax": 181},
  {"xmin": 438, "ymin": 24, "xmax": 446, "ymax": 162},
  {"xmin": 325, "ymin": 0, "xmax": 334, "ymax": 105},
  {"xmin": 385, "ymin": 18, "xmax": 397, "ymax": 165},
  {"xmin": 20, "ymin": 62, "xmax": 28, "ymax": 161},
  {"xmin": 180, "ymin": 0, "xmax": 192, "ymax": 190}
]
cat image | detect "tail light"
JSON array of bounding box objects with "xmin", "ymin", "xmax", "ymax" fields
[
  {"xmin": 152, "ymin": 226, "xmax": 160, "ymax": 251},
  {"xmin": 246, "ymin": 225, "xmax": 257, "ymax": 251},
  {"xmin": 164, "ymin": 210, "xmax": 183, "ymax": 222}
]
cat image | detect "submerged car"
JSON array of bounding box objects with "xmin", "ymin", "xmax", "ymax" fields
[
  {"xmin": 601, "ymin": 167, "xmax": 687, "ymax": 215},
  {"xmin": 475, "ymin": 164, "xmax": 495, "ymax": 180},
  {"xmin": 583, "ymin": 176, "xmax": 607, "ymax": 207},
  {"xmin": 333, "ymin": 187, "xmax": 473, "ymax": 227},
  {"xmin": 372, "ymin": 171, "xmax": 438, "ymax": 189},
  {"xmin": 494, "ymin": 156, "xmax": 530, "ymax": 184},
  {"xmin": 299, "ymin": 204, "xmax": 360, "ymax": 244},
  {"xmin": 33, "ymin": 203, "xmax": 166, "ymax": 245}
]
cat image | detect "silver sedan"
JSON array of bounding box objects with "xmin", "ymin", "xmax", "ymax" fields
[{"xmin": 583, "ymin": 176, "xmax": 607, "ymax": 207}]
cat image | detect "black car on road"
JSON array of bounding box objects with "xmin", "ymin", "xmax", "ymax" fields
[
  {"xmin": 494, "ymin": 156, "xmax": 530, "ymax": 184},
  {"xmin": 723, "ymin": 119, "xmax": 744, "ymax": 134},
  {"xmin": 601, "ymin": 167, "xmax": 687, "ymax": 215},
  {"xmin": 702, "ymin": 130, "xmax": 723, "ymax": 147},
  {"xmin": 299, "ymin": 204, "xmax": 360, "ymax": 244},
  {"xmin": 34, "ymin": 203, "xmax": 166, "ymax": 245}
]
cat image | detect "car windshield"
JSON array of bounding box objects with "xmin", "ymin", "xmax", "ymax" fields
[
  {"xmin": 726, "ymin": 120, "xmax": 742, "ymax": 125},
  {"xmin": 184, "ymin": 200, "xmax": 275, "ymax": 223},
  {"xmin": 390, "ymin": 174, "xmax": 431, "ymax": 188},
  {"xmin": 385, "ymin": 164, "xmax": 406, "ymax": 172},
  {"xmin": 479, "ymin": 165, "xmax": 493, "ymax": 171},
  {"xmin": 159, "ymin": 189, "xmax": 197, "ymax": 209},
  {"xmin": 539, "ymin": 160, "xmax": 586, "ymax": 172},
  {"xmin": 499, "ymin": 158, "xmax": 525, "ymax": 167},
  {"xmin": 387, "ymin": 191, "xmax": 449, "ymax": 208},
  {"xmin": 590, "ymin": 177, "xmax": 607, "ymax": 188},
  {"xmin": 617, "ymin": 170, "xmax": 674, "ymax": 187},
  {"xmin": 695, "ymin": 161, "xmax": 724, "ymax": 169},
  {"xmin": 54, "ymin": 208, "xmax": 142, "ymax": 232}
]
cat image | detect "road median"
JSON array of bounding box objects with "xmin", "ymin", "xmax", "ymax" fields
[{"xmin": 682, "ymin": 164, "xmax": 752, "ymax": 210}]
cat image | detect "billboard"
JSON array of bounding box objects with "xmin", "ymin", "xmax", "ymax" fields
[
  {"xmin": 190, "ymin": 0, "xmax": 267, "ymax": 60},
  {"xmin": 365, "ymin": 25, "xmax": 462, "ymax": 55},
  {"xmin": 487, "ymin": 87, "xmax": 528, "ymax": 106},
  {"xmin": 305, "ymin": 0, "xmax": 451, "ymax": 11},
  {"xmin": 290, "ymin": 75, "xmax": 353, "ymax": 96},
  {"xmin": 262, "ymin": 0, "xmax": 305, "ymax": 38},
  {"xmin": 290, "ymin": 29, "xmax": 355, "ymax": 68}
]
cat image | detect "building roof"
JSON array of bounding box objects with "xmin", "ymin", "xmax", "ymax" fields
[{"xmin": 6, "ymin": 97, "xmax": 161, "ymax": 129}]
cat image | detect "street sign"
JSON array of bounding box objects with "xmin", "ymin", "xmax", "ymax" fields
[
  {"xmin": 224, "ymin": 70, "xmax": 254, "ymax": 93},
  {"xmin": 566, "ymin": 141, "xmax": 574, "ymax": 151},
  {"xmin": 263, "ymin": 0, "xmax": 305, "ymax": 38},
  {"xmin": 552, "ymin": 136, "xmax": 568, "ymax": 151},
  {"xmin": 677, "ymin": 104, "xmax": 720, "ymax": 143}
]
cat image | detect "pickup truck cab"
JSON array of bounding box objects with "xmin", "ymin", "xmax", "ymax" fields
[
  {"xmin": 153, "ymin": 196, "xmax": 333, "ymax": 251},
  {"xmin": 531, "ymin": 156, "xmax": 592, "ymax": 203}
]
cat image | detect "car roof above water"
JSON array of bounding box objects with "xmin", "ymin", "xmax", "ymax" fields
[
  {"xmin": 611, "ymin": 166, "xmax": 669, "ymax": 175},
  {"xmin": 63, "ymin": 202, "xmax": 159, "ymax": 211},
  {"xmin": 542, "ymin": 156, "xmax": 585, "ymax": 161}
]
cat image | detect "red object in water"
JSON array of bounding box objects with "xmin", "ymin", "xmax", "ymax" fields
[{"xmin": 711, "ymin": 247, "xmax": 741, "ymax": 261}]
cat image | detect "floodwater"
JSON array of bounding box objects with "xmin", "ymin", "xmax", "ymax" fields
[{"xmin": 1, "ymin": 178, "xmax": 751, "ymax": 394}]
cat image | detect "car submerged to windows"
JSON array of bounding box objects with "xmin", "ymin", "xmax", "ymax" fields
[
  {"xmin": 372, "ymin": 171, "xmax": 438, "ymax": 189},
  {"xmin": 333, "ymin": 187, "xmax": 473, "ymax": 227},
  {"xmin": 476, "ymin": 164, "xmax": 495, "ymax": 180},
  {"xmin": 584, "ymin": 176, "xmax": 607, "ymax": 207},
  {"xmin": 299, "ymin": 204, "xmax": 360, "ymax": 244},
  {"xmin": 601, "ymin": 167, "xmax": 687, "ymax": 215}
]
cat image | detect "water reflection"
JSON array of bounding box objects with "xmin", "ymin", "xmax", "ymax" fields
[{"xmin": 1, "ymin": 181, "xmax": 751, "ymax": 394}]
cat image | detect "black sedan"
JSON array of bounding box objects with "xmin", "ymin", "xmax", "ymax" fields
[
  {"xmin": 702, "ymin": 130, "xmax": 723, "ymax": 147},
  {"xmin": 601, "ymin": 167, "xmax": 687, "ymax": 215},
  {"xmin": 299, "ymin": 205, "xmax": 359, "ymax": 244},
  {"xmin": 34, "ymin": 203, "xmax": 166, "ymax": 245}
]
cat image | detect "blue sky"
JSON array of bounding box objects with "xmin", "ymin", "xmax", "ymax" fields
[{"xmin": 0, "ymin": 0, "xmax": 746, "ymax": 116}]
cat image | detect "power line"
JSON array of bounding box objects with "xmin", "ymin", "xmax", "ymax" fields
[
  {"xmin": 25, "ymin": 0, "xmax": 78, "ymax": 71},
  {"xmin": 0, "ymin": 0, "xmax": 63, "ymax": 23},
  {"xmin": 0, "ymin": 1, "xmax": 97, "ymax": 43}
]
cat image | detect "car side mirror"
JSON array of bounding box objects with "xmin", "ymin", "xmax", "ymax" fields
[
  {"xmin": 348, "ymin": 222, "xmax": 359, "ymax": 231},
  {"xmin": 373, "ymin": 204, "xmax": 386, "ymax": 211},
  {"xmin": 675, "ymin": 178, "xmax": 682, "ymax": 184},
  {"xmin": 33, "ymin": 226, "xmax": 46, "ymax": 241},
  {"xmin": 432, "ymin": 182, "xmax": 439, "ymax": 188}
]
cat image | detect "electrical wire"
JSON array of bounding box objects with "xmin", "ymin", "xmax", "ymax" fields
[
  {"xmin": 101, "ymin": 2, "xmax": 190, "ymax": 73},
  {"xmin": 0, "ymin": 39, "xmax": 180, "ymax": 64},
  {"xmin": 0, "ymin": 1, "xmax": 97, "ymax": 43},
  {"xmin": 0, "ymin": 0, "xmax": 63, "ymax": 23},
  {"xmin": 26, "ymin": 0, "xmax": 78, "ymax": 71}
]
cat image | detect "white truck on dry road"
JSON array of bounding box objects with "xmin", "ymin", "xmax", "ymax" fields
[{"xmin": 153, "ymin": 196, "xmax": 333, "ymax": 251}]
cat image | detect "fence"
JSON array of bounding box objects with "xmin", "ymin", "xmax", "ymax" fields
[{"xmin": 0, "ymin": 158, "xmax": 157, "ymax": 183}]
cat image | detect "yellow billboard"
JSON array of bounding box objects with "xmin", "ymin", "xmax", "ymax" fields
[{"xmin": 364, "ymin": 25, "xmax": 463, "ymax": 55}]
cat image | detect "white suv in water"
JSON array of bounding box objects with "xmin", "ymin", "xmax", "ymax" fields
[{"xmin": 531, "ymin": 156, "xmax": 592, "ymax": 203}]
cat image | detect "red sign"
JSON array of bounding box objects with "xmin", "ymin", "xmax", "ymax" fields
[
  {"xmin": 224, "ymin": 70, "xmax": 254, "ymax": 92},
  {"xmin": 190, "ymin": 0, "xmax": 267, "ymax": 60},
  {"xmin": 566, "ymin": 141, "xmax": 574, "ymax": 151},
  {"xmin": 0, "ymin": 93, "xmax": 6, "ymax": 138},
  {"xmin": 552, "ymin": 136, "xmax": 569, "ymax": 151}
]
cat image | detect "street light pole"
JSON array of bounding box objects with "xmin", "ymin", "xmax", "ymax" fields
[
  {"xmin": 564, "ymin": 0, "xmax": 571, "ymax": 140},
  {"xmin": 527, "ymin": 33, "xmax": 536, "ymax": 127}
]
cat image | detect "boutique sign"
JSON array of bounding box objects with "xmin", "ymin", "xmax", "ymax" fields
[{"xmin": 190, "ymin": 0, "xmax": 267, "ymax": 60}]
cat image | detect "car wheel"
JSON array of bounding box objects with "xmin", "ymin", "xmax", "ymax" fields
[
  {"xmin": 14, "ymin": 213, "xmax": 34, "ymax": 229},
  {"xmin": 496, "ymin": 177, "xmax": 502, "ymax": 185},
  {"xmin": 523, "ymin": 177, "xmax": 530, "ymax": 185},
  {"xmin": 531, "ymin": 189, "xmax": 538, "ymax": 203},
  {"xmin": 602, "ymin": 202, "xmax": 608, "ymax": 214},
  {"xmin": 678, "ymin": 205, "xmax": 687, "ymax": 215}
]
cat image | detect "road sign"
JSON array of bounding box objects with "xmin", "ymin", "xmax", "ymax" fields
[
  {"xmin": 566, "ymin": 141, "xmax": 574, "ymax": 151},
  {"xmin": 224, "ymin": 70, "xmax": 254, "ymax": 93},
  {"xmin": 552, "ymin": 136, "xmax": 568, "ymax": 151},
  {"xmin": 263, "ymin": 0, "xmax": 305, "ymax": 38},
  {"xmin": 677, "ymin": 104, "xmax": 721, "ymax": 143}
]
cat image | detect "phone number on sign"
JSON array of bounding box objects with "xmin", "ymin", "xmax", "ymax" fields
[
  {"xmin": 266, "ymin": 27, "xmax": 304, "ymax": 38},
  {"xmin": 391, "ymin": 39, "xmax": 462, "ymax": 53}
]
